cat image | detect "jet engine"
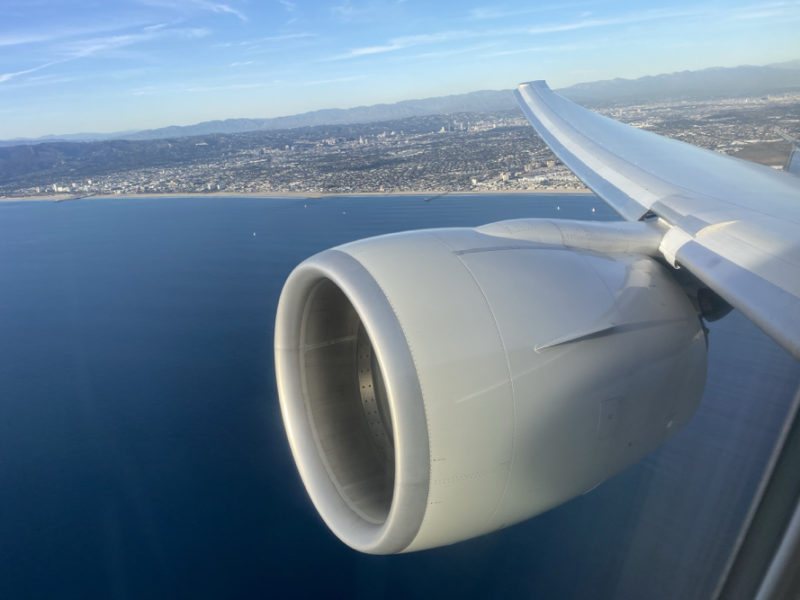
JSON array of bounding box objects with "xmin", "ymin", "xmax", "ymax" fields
[{"xmin": 274, "ymin": 221, "xmax": 707, "ymax": 554}]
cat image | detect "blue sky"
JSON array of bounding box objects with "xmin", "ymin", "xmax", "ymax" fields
[{"xmin": 1, "ymin": 0, "xmax": 799, "ymax": 138}]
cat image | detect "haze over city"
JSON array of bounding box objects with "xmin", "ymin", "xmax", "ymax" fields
[{"xmin": 2, "ymin": 0, "xmax": 799, "ymax": 139}]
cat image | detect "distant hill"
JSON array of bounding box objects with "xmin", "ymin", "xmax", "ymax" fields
[
  {"xmin": 0, "ymin": 131, "xmax": 139, "ymax": 146},
  {"xmin": 120, "ymin": 89, "xmax": 519, "ymax": 141},
  {"xmin": 560, "ymin": 62, "xmax": 800, "ymax": 105},
  {"xmin": 0, "ymin": 91, "xmax": 517, "ymax": 147},
  {"xmin": 2, "ymin": 61, "xmax": 799, "ymax": 146}
]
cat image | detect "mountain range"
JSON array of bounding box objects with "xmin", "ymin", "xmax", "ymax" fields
[{"xmin": 3, "ymin": 61, "xmax": 799, "ymax": 147}]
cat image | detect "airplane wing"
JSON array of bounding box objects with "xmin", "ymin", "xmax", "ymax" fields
[
  {"xmin": 515, "ymin": 81, "xmax": 800, "ymax": 360},
  {"xmin": 776, "ymin": 129, "xmax": 800, "ymax": 175}
]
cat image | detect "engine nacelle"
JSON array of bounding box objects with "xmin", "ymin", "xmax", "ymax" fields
[{"xmin": 274, "ymin": 225, "xmax": 707, "ymax": 554}]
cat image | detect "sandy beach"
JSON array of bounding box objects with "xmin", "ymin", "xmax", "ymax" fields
[{"xmin": 0, "ymin": 188, "xmax": 593, "ymax": 203}]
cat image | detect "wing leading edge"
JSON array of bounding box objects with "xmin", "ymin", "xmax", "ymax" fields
[{"xmin": 515, "ymin": 81, "xmax": 800, "ymax": 360}]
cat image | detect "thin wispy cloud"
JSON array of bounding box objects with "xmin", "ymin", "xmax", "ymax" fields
[
  {"xmin": 132, "ymin": 80, "xmax": 271, "ymax": 96},
  {"xmin": 131, "ymin": 85, "xmax": 161, "ymax": 96},
  {"xmin": 0, "ymin": 22, "xmax": 151, "ymax": 48},
  {"xmin": 19, "ymin": 73, "xmax": 83, "ymax": 85},
  {"xmin": 331, "ymin": 0, "xmax": 409, "ymax": 23},
  {"xmin": 327, "ymin": 30, "xmax": 470, "ymax": 61},
  {"xmin": 325, "ymin": 5, "xmax": 725, "ymax": 63},
  {"xmin": 0, "ymin": 32, "xmax": 67, "ymax": 47},
  {"xmin": 0, "ymin": 60, "xmax": 66, "ymax": 83},
  {"xmin": 523, "ymin": 2, "xmax": 800, "ymax": 34},
  {"xmin": 0, "ymin": 69, "xmax": 147, "ymax": 92},
  {"xmin": 331, "ymin": 1, "xmax": 363, "ymax": 22},
  {"xmin": 301, "ymin": 74, "xmax": 366, "ymax": 86},
  {"xmin": 198, "ymin": 1, "xmax": 247, "ymax": 21},
  {"xmin": 732, "ymin": 8, "xmax": 786, "ymax": 18},
  {"xmin": 216, "ymin": 32, "xmax": 316, "ymax": 47},
  {"xmin": 407, "ymin": 42, "xmax": 501, "ymax": 61},
  {"xmin": 483, "ymin": 42, "xmax": 593, "ymax": 58},
  {"xmin": 0, "ymin": 25, "xmax": 210, "ymax": 86},
  {"xmin": 396, "ymin": 1, "xmax": 800, "ymax": 67},
  {"xmin": 62, "ymin": 27, "xmax": 208, "ymax": 59},
  {"xmin": 524, "ymin": 8, "xmax": 700, "ymax": 35},
  {"xmin": 469, "ymin": 2, "xmax": 593, "ymax": 20},
  {"xmin": 137, "ymin": 0, "xmax": 247, "ymax": 21},
  {"xmin": 65, "ymin": 34, "xmax": 154, "ymax": 59},
  {"xmin": 737, "ymin": 0, "xmax": 800, "ymax": 9},
  {"xmin": 728, "ymin": 0, "xmax": 800, "ymax": 20},
  {"xmin": 185, "ymin": 82, "xmax": 265, "ymax": 92}
]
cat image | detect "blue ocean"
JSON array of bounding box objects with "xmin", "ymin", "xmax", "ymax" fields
[{"xmin": 1, "ymin": 194, "xmax": 798, "ymax": 599}]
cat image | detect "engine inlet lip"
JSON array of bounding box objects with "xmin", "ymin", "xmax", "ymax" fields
[{"xmin": 275, "ymin": 248, "xmax": 430, "ymax": 554}]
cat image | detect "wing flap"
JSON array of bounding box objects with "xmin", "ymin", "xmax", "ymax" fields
[{"xmin": 677, "ymin": 241, "xmax": 800, "ymax": 359}]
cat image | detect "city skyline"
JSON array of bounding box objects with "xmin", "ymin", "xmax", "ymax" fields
[{"xmin": 1, "ymin": 0, "xmax": 799, "ymax": 138}]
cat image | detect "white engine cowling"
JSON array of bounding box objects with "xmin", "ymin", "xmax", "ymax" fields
[{"xmin": 274, "ymin": 225, "xmax": 707, "ymax": 554}]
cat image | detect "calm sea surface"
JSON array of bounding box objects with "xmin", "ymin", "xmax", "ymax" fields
[{"xmin": 1, "ymin": 194, "xmax": 798, "ymax": 599}]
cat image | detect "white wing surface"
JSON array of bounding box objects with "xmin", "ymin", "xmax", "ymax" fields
[{"xmin": 515, "ymin": 81, "xmax": 800, "ymax": 360}]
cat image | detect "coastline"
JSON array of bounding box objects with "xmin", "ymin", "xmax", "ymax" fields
[{"xmin": 0, "ymin": 188, "xmax": 593, "ymax": 202}]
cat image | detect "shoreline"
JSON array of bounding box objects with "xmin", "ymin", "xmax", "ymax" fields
[{"xmin": 0, "ymin": 188, "xmax": 593, "ymax": 202}]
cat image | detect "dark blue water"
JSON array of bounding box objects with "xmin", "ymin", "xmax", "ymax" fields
[{"xmin": 1, "ymin": 194, "xmax": 797, "ymax": 599}]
